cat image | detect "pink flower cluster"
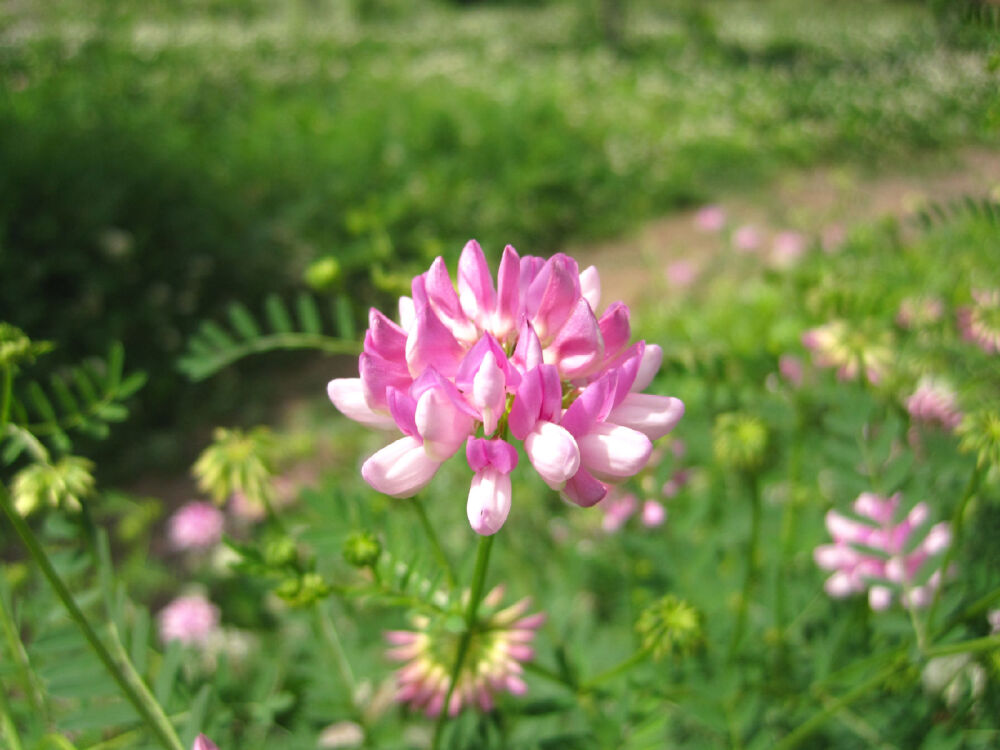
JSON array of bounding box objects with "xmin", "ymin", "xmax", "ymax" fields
[
  {"xmin": 600, "ymin": 490, "xmax": 666, "ymax": 532},
  {"xmin": 814, "ymin": 493, "xmax": 951, "ymax": 611},
  {"xmin": 906, "ymin": 378, "xmax": 962, "ymax": 431},
  {"xmin": 168, "ymin": 501, "xmax": 225, "ymax": 550},
  {"xmin": 158, "ymin": 594, "xmax": 221, "ymax": 646},
  {"xmin": 328, "ymin": 244, "xmax": 684, "ymax": 535},
  {"xmin": 958, "ymin": 288, "xmax": 1000, "ymax": 354}
]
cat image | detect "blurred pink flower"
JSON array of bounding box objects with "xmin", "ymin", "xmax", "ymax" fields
[
  {"xmin": 665, "ymin": 259, "xmax": 699, "ymax": 288},
  {"xmin": 989, "ymin": 610, "xmax": 1000, "ymax": 634},
  {"xmin": 732, "ymin": 224, "xmax": 762, "ymax": 253},
  {"xmin": 661, "ymin": 468, "xmax": 691, "ymax": 498},
  {"xmin": 158, "ymin": 594, "xmax": 220, "ymax": 646},
  {"xmin": 168, "ymin": 502, "xmax": 224, "ymax": 550},
  {"xmin": 906, "ymin": 378, "xmax": 962, "ymax": 431},
  {"xmin": 814, "ymin": 493, "xmax": 951, "ymax": 611},
  {"xmin": 957, "ymin": 289, "xmax": 1000, "ymax": 354},
  {"xmin": 641, "ymin": 500, "xmax": 666, "ymax": 527},
  {"xmin": 193, "ymin": 736, "xmax": 219, "ymax": 750},
  {"xmin": 387, "ymin": 586, "xmax": 544, "ymax": 717},
  {"xmin": 778, "ymin": 354, "xmax": 804, "ymax": 388},
  {"xmin": 802, "ymin": 320, "xmax": 891, "ymax": 385},
  {"xmin": 694, "ymin": 205, "xmax": 726, "ymax": 232},
  {"xmin": 770, "ymin": 231, "xmax": 808, "ymax": 268},
  {"xmin": 601, "ymin": 491, "xmax": 637, "ymax": 532},
  {"xmin": 328, "ymin": 244, "xmax": 684, "ymax": 534},
  {"xmin": 228, "ymin": 490, "xmax": 266, "ymax": 522}
]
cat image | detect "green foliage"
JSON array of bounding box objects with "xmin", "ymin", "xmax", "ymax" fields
[{"xmin": 177, "ymin": 294, "xmax": 360, "ymax": 382}]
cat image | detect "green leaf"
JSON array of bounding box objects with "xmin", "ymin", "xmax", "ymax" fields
[
  {"xmin": 266, "ymin": 293, "xmax": 294, "ymax": 333},
  {"xmin": 297, "ymin": 292, "xmax": 322, "ymax": 335},
  {"xmin": 228, "ymin": 302, "xmax": 261, "ymax": 341}
]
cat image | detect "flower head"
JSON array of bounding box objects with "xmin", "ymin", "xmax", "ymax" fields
[
  {"xmin": 168, "ymin": 502, "xmax": 225, "ymax": 550},
  {"xmin": 731, "ymin": 224, "xmax": 762, "ymax": 253},
  {"xmin": 906, "ymin": 377, "xmax": 962, "ymax": 432},
  {"xmin": 770, "ymin": 230, "xmax": 807, "ymax": 268},
  {"xmin": 957, "ymin": 288, "xmax": 1000, "ymax": 354},
  {"xmin": 814, "ymin": 493, "xmax": 951, "ymax": 610},
  {"xmin": 636, "ymin": 594, "xmax": 702, "ymax": 660},
  {"xmin": 802, "ymin": 320, "xmax": 892, "ymax": 385},
  {"xmin": 158, "ymin": 594, "xmax": 221, "ymax": 646},
  {"xmin": 694, "ymin": 205, "xmax": 726, "ymax": 232},
  {"xmin": 386, "ymin": 586, "xmax": 545, "ymax": 717},
  {"xmin": 328, "ymin": 244, "xmax": 684, "ymax": 534},
  {"xmin": 896, "ymin": 296, "xmax": 943, "ymax": 330}
]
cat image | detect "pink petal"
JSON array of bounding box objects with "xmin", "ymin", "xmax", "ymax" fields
[
  {"xmin": 466, "ymin": 438, "xmax": 519, "ymax": 474},
  {"xmin": 561, "ymin": 467, "xmax": 608, "ymax": 507},
  {"xmin": 458, "ymin": 239, "xmax": 497, "ymax": 329},
  {"xmin": 632, "ymin": 344, "xmax": 662, "ymax": 392},
  {"xmin": 467, "ymin": 467, "xmax": 513, "ymax": 535},
  {"xmin": 578, "ymin": 422, "xmax": 652, "ymax": 482},
  {"xmin": 579, "ymin": 265, "xmax": 601, "ymax": 311},
  {"xmin": 472, "ymin": 350, "xmax": 507, "ymax": 435},
  {"xmin": 493, "ymin": 244, "xmax": 521, "ymax": 341},
  {"xmin": 359, "ymin": 352, "xmax": 412, "ymax": 412},
  {"xmin": 543, "ymin": 297, "xmax": 605, "ymax": 379},
  {"xmin": 597, "ymin": 302, "xmax": 630, "ymax": 363},
  {"xmin": 425, "ymin": 257, "xmax": 477, "ymax": 342},
  {"xmin": 561, "ymin": 373, "xmax": 617, "ymax": 438},
  {"xmin": 641, "ymin": 500, "xmax": 666, "ymax": 527},
  {"xmin": 508, "ymin": 364, "xmax": 561, "ymax": 440},
  {"xmin": 526, "ymin": 254, "xmax": 582, "ymax": 344},
  {"xmin": 607, "ymin": 393, "xmax": 685, "ymax": 441},
  {"xmin": 405, "ymin": 304, "xmax": 466, "ymax": 379},
  {"xmin": 362, "ymin": 436, "xmax": 442, "ymax": 498},
  {"xmin": 524, "ymin": 421, "xmax": 581, "ymax": 489},
  {"xmin": 365, "ymin": 308, "xmax": 407, "ymax": 361},
  {"xmin": 415, "ymin": 388, "xmax": 474, "ymax": 461},
  {"xmin": 512, "ymin": 320, "xmax": 543, "ymax": 373},
  {"xmin": 327, "ymin": 378, "xmax": 397, "ymax": 429},
  {"xmin": 193, "ymin": 736, "xmax": 219, "ymax": 750}
]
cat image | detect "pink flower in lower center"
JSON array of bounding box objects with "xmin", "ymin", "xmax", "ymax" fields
[{"xmin": 329, "ymin": 244, "xmax": 684, "ymax": 534}]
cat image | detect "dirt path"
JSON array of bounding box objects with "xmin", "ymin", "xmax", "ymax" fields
[{"xmin": 570, "ymin": 147, "xmax": 1000, "ymax": 308}]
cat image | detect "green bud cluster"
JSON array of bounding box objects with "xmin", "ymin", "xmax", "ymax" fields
[
  {"xmin": 636, "ymin": 594, "xmax": 702, "ymax": 661},
  {"xmin": 342, "ymin": 531, "xmax": 382, "ymax": 569},
  {"xmin": 713, "ymin": 412, "xmax": 769, "ymax": 472},
  {"xmin": 192, "ymin": 427, "xmax": 275, "ymax": 507},
  {"xmin": 12, "ymin": 456, "xmax": 95, "ymax": 516}
]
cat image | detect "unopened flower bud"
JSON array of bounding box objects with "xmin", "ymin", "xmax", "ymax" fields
[
  {"xmin": 342, "ymin": 531, "xmax": 382, "ymax": 569},
  {"xmin": 713, "ymin": 412, "xmax": 769, "ymax": 472},
  {"xmin": 636, "ymin": 595, "xmax": 702, "ymax": 660}
]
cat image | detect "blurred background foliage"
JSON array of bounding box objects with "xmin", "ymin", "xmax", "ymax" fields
[{"xmin": 0, "ymin": 0, "xmax": 998, "ymax": 476}]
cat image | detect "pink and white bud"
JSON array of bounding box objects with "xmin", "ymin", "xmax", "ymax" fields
[
  {"xmin": 732, "ymin": 224, "xmax": 762, "ymax": 253},
  {"xmin": 579, "ymin": 265, "xmax": 601, "ymax": 311},
  {"xmin": 327, "ymin": 378, "xmax": 397, "ymax": 429},
  {"xmin": 471, "ymin": 351, "xmax": 507, "ymax": 436},
  {"xmin": 524, "ymin": 421, "xmax": 581, "ymax": 489},
  {"xmin": 193, "ymin": 735, "xmax": 219, "ymax": 750},
  {"xmin": 577, "ymin": 422, "xmax": 653, "ymax": 483},
  {"xmin": 414, "ymin": 388, "xmax": 474, "ymax": 462},
  {"xmin": 158, "ymin": 595, "xmax": 220, "ymax": 646},
  {"xmin": 361, "ymin": 436, "xmax": 442, "ymax": 498},
  {"xmin": 607, "ymin": 393, "xmax": 685, "ymax": 441},
  {"xmin": 694, "ymin": 205, "xmax": 726, "ymax": 232}
]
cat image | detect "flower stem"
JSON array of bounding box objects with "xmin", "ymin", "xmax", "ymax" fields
[
  {"xmin": 774, "ymin": 658, "xmax": 904, "ymax": 750},
  {"xmin": 580, "ymin": 646, "xmax": 653, "ymax": 691},
  {"xmin": 0, "ymin": 484, "xmax": 185, "ymax": 750},
  {"xmin": 729, "ymin": 472, "xmax": 762, "ymax": 660},
  {"xmin": 927, "ymin": 462, "xmax": 983, "ymax": 631},
  {"xmin": 314, "ymin": 602, "xmax": 358, "ymax": 705},
  {"xmin": 413, "ymin": 496, "xmax": 457, "ymax": 590},
  {"xmin": 0, "ymin": 682, "xmax": 25, "ymax": 750},
  {"xmin": 925, "ymin": 633, "xmax": 1000, "ymax": 659},
  {"xmin": 431, "ymin": 534, "xmax": 494, "ymax": 750}
]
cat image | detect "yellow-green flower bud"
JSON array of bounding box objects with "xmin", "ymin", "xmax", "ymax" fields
[
  {"xmin": 636, "ymin": 594, "xmax": 702, "ymax": 661},
  {"xmin": 713, "ymin": 412, "xmax": 769, "ymax": 472},
  {"xmin": 342, "ymin": 531, "xmax": 382, "ymax": 569},
  {"xmin": 12, "ymin": 456, "xmax": 95, "ymax": 516}
]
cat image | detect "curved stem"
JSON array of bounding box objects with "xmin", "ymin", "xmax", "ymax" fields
[
  {"xmin": 775, "ymin": 658, "xmax": 904, "ymax": 750},
  {"xmin": 0, "ymin": 485, "xmax": 184, "ymax": 750},
  {"xmin": 314, "ymin": 602, "xmax": 358, "ymax": 704},
  {"xmin": 431, "ymin": 535, "xmax": 494, "ymax": 750},
  {"xmin": 413, "ymin": 497, "xmax": 457, "ymax": 590},
  {"xmin": 581, "ymin": 646, "xmax": 653, "ymax": 691}
]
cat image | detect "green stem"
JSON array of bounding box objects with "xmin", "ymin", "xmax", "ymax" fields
[
  {"xmin": 925, "ymin": 634, "xmax": 1000, "ymax": 659},
  {"xmin": 928, "ymin": 463, "xmax": 983, "ymax": 631},
  {"xmin": 521, "ymin": 660, "xmax": 577, "ymax": 690},
  {"xmin": 413, "ymin": 497, "xmax": 457, "ymax": 590},
  {"xmin": 431, "ymin": 535, "xmax": 494, "ymax": 750},
  {"xmin": 581, "ymin": 646, "xmax": 653, "ymax": 691},
  {"xmin": 729, "ymin": 472, "xmax": 762, "ymax": 660},
  {"xmin": 314, "ymin": 602, "xmax": 358, "ymax": 704},
  {"xmin": 0, "ymin": 485, "xmax": 184, "ymax": 750},
  {"xmin": 775, "ymin": 659, "xmax": 904, "ymax": 750}
]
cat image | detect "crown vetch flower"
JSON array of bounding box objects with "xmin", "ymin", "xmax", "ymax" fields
[
  {"xmin": 328, "ymin": 243, "xmax": 684, "ymax": 534},
  {"xmin": 814, "ymin": 492, "xmax": 951, "ymax": 611},
  {"xmin": 168, "ymin": 501, "xmax": 225, "ymax": 550},
  {"xmin": 906, "ymin": 377, "xmax": 962, "ymax": 432},
  {"xmin": 802, "ymin": 320, "xmax": 892, "ymax": 385},
  {"xmin": 386, "ymin": 586, "xmax": 544, "ymax": 717},
  {"xmin": 957, "ymin": 288, "xmax": 1000, "ymax": 354},
  {"xmin": 158, "ymin": 594, "xmax": 221, "ymax": 646}
]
